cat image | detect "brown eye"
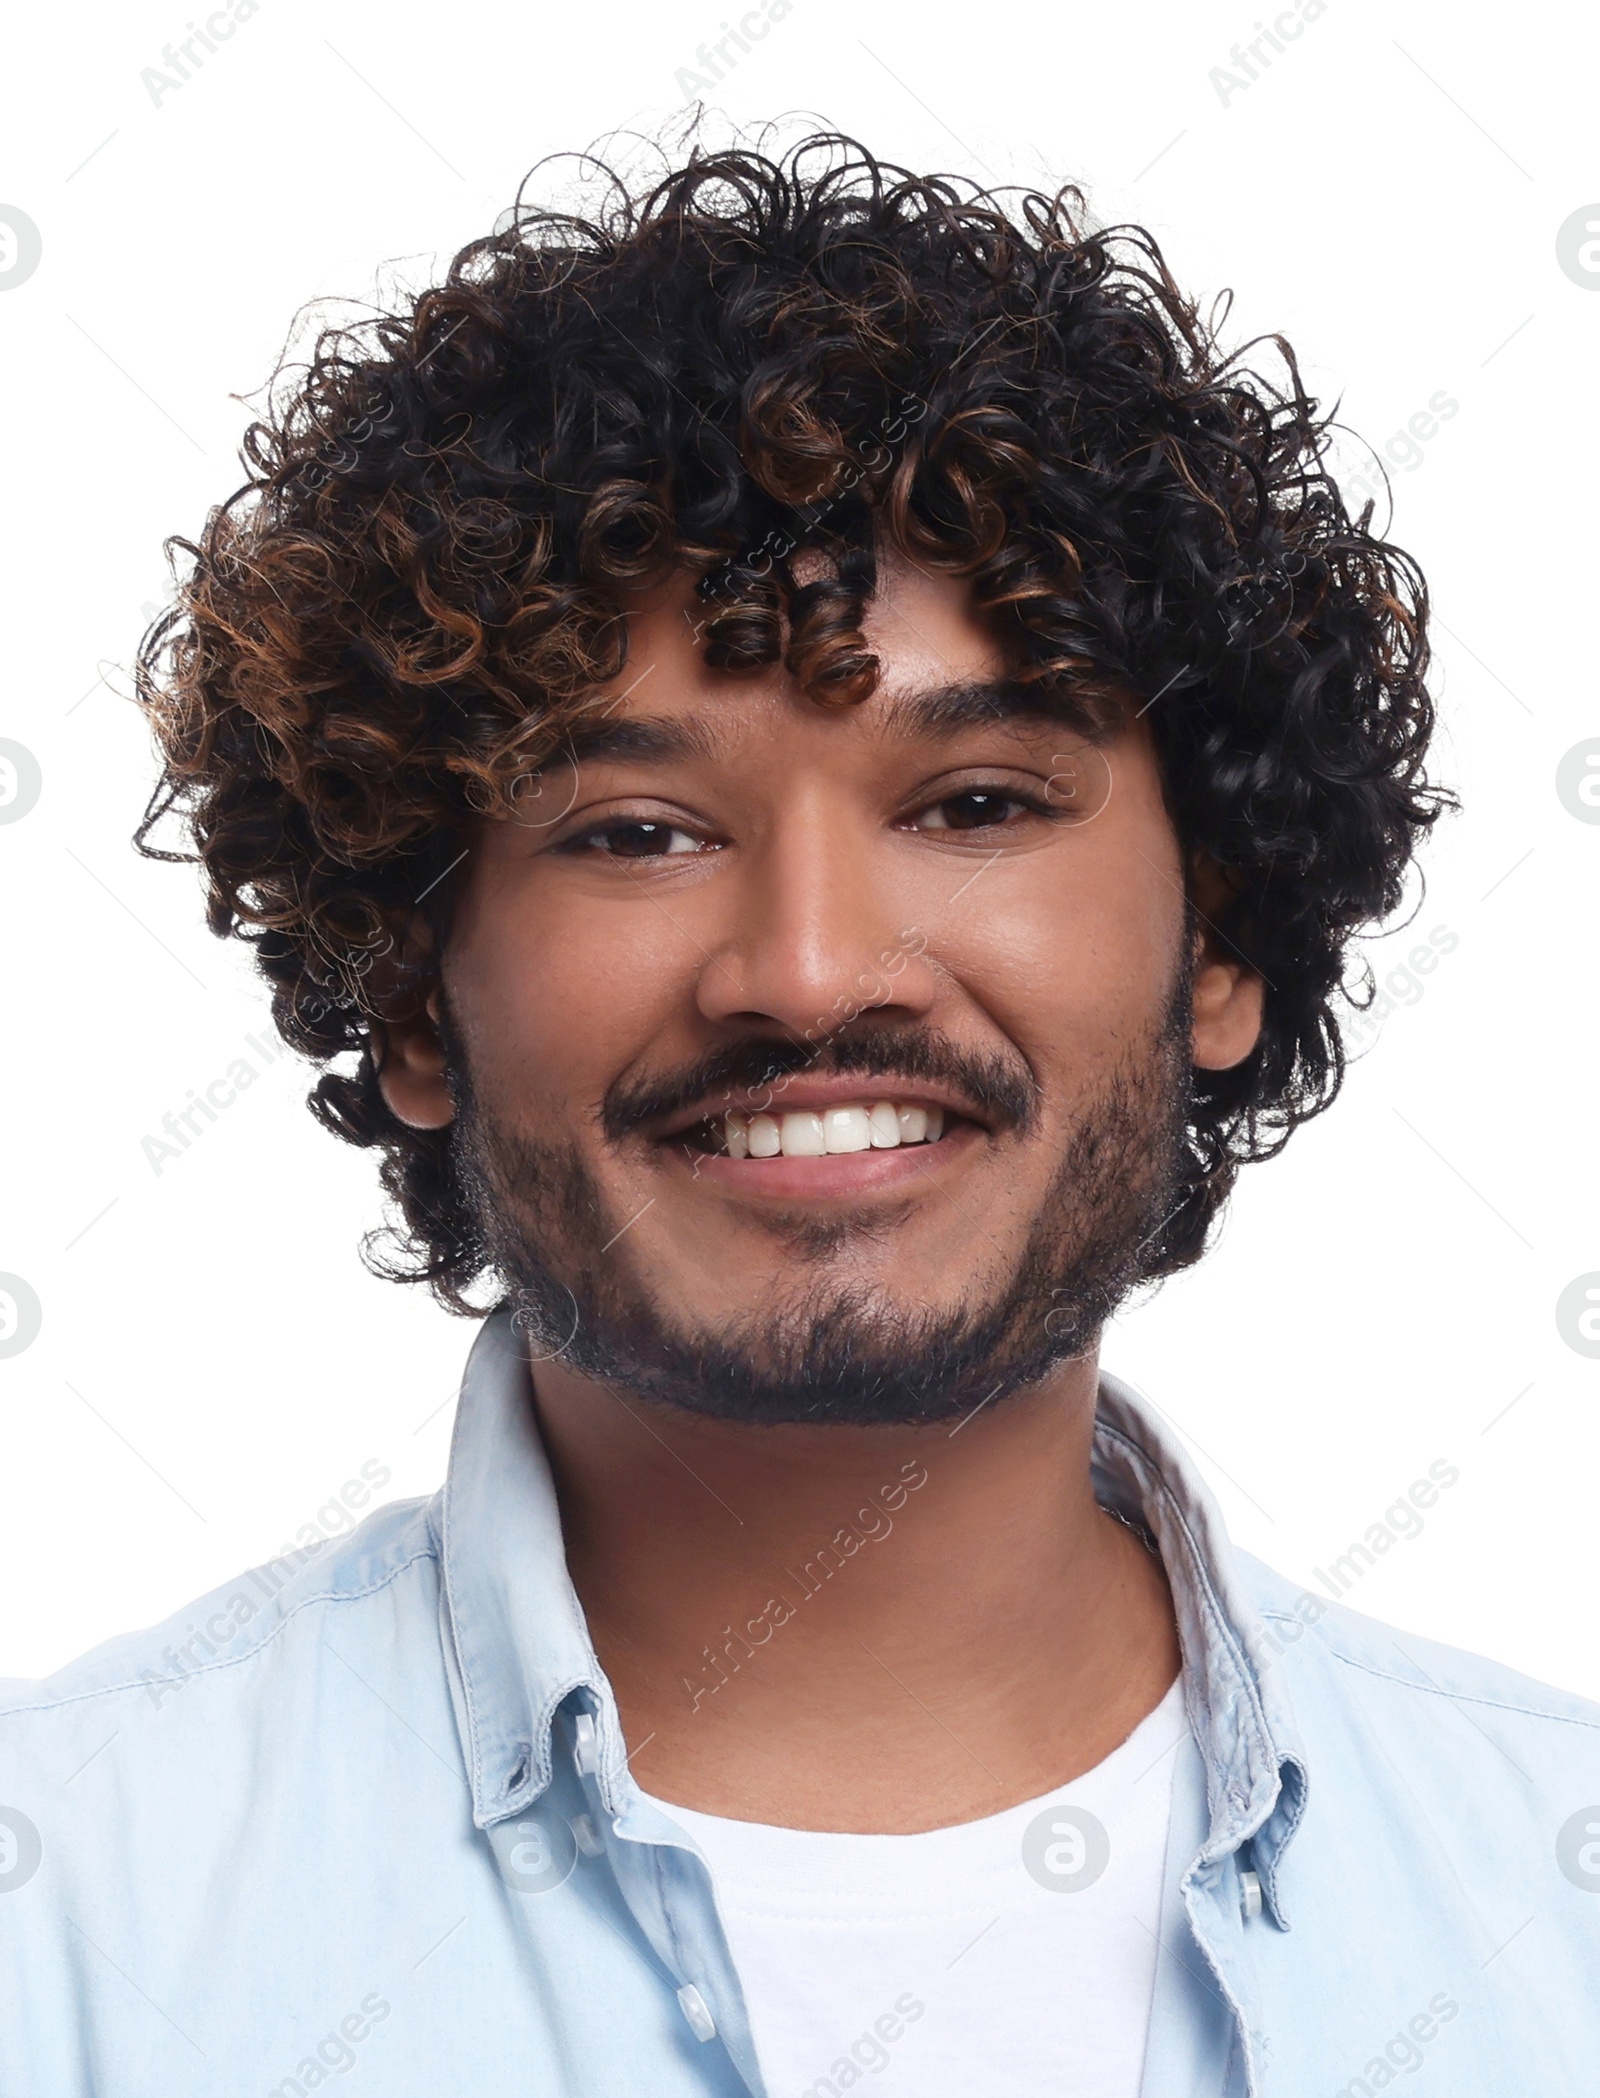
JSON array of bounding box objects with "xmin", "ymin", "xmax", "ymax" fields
[
  {"xmin": 916, "ymin": 791, "xmax": 1029, "ymax": 832},
  {"xmin": 562, "ymin": 820, "xmax": 705, "ymax": 859}
]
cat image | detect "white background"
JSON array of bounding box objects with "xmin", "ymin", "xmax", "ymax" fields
[{"xmin": 1, "ymin": 0, "xmax": 1595, "ymax": 1693}]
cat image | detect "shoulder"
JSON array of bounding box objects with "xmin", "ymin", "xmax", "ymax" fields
[
  {"xmin": 0, "ymin": 1492, "xmax": 442, "ymax": 1733},
  {"xmin": 1236, "ymin": 1547, "xmax": 1600, "ymax": 1762}
]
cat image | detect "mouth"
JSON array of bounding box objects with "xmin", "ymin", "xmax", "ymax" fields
[
  {"xmin": 647, "ymin": 1081, "xmax": 986, "ymax": 1201},
  {"xmin": 704, "ymin": 1098, "xmax": 947, "ymax": 1160}
]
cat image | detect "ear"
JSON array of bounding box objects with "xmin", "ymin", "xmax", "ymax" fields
[
  {"xmin": 1189, "ymin": 855, "xmax": 1265, "ymax": 1072},
  {"xmin": 374, "ymin": 988, "xmax": 455, "ymax": 1130}
]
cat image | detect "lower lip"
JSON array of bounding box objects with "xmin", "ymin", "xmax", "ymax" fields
[{"xmin": 666, "ymin": 1122, "xmax": 981, "ymax": 1199}]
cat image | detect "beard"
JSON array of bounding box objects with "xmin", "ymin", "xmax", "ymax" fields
[{"xmin": 444, "ymin": 977, "xmax": 1194, "ymax": 1428}]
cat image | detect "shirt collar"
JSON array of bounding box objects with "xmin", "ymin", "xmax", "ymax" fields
[
  {"xmin": 436, "ymin": 1309, "xmax": 607, "ymax": 1827},
  {"xmin": 436, "ymin": 1309, "xmax": 1306, "ymax": 1912},
  {"xmin": 1093, "ymin": 1370, "xmax": 1307, "ymax": 1921}
]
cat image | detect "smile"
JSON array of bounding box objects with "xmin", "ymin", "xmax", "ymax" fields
[
  {"xmin": 646, "ymin": 1075, "xmax": 990, "ymax": 1200},
  {"xmin": 722, "ymin": 1101, "xmax": 947, "ymax": 1159}
]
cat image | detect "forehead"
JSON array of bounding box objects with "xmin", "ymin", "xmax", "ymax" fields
[{"xmin": 591, "ymin": 551, "xmax": 1011, "ymax": 747}]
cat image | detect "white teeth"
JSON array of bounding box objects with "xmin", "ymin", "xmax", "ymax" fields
[
  {"xmin": 868, "ymin": 1103, "xmax": 902, "ymax": 1148},
  {"xmin": 720, "ymin": 1101, "xmax": 952, "ymax": 1159},
  {"xmin": 823, "ymin": 1106, "xmax": 873, "ymax": 1154},
  {"xmin": 780, "ymin": 1111, "xmax": 827, "ymax": 1157},
  {"xmin": 747, "ymin": 1113, "xmax": 781, "ymax": 1157}
]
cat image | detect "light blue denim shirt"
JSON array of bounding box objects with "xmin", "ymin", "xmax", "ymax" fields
[{"xmin": 3, "ymin": 1307, "xmax": 1598, "ymax": 2096}]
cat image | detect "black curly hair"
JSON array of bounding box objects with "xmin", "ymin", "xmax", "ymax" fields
[{"xmin": 134, "ymin": 130, "xmax": 1448, "ymax": 1311}]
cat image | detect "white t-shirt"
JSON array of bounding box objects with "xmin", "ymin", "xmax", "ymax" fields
[{"xmin": 640, "ymin": 1676, "xmax": 1186, "ymax": 2098}]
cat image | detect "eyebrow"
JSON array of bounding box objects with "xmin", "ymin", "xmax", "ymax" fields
[
  {"xmin": 536, "ymin": 677, "xmax": 1087, "ymax": 774},
  {"xmin": 875, "ymin": 677, "xmax": 1087, "ymax": 741},
  {"xmin": 554, "ymin": 713, "xmax": 724, "ymax": 767}
]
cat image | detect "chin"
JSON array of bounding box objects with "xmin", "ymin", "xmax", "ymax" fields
[{"xmin": 520, "ymin": 1274, "xmax": 1101, "ymax": 1429}]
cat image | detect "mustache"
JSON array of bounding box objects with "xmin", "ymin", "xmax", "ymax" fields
[{"xmin": 600, "ymin": 1025, "xmax": 1041, "ymax": 1141}]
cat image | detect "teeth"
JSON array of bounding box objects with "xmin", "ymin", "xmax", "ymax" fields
[
  {"xmin": 780, "ymin": 1111, "xmax": 827, "ymax": 1156},
  {"xmin": 822, "ymin": 1107, "xmax": 872, "ymax": 1154},
  {"xmin": 748, "ymin": 1113, "xmax": 780, "ymax": 1158},
  {"xmin": 868, "ymin": 1103, "xmax": 901, "ymax": 1148},
  {"xmin": 720, "ymin": 1102, "xmax": 951, "ymax": 1158}
]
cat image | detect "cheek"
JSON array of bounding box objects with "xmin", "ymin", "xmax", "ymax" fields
[
  {"xmin": 929, "ymin": 842, "xmax": 1183, "ymax": 1075},
  {"xmin": 445, "ymin": 864, "xmax": 691, "ymax": 1118}
]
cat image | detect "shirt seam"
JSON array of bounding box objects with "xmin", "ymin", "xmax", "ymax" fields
[
  {"xmin": 0, "ymin": 1543, "xmax": 440, "ymax": 1720},
  {"xmin": 652, "ymin": 1838, "xmax": 692, "ymax": 1979},
  {"xmin": 438, "ymin": 1430, "xmax": 495, "ymax": 1809},
  {"xmin": 1313, "ymin": 1640, "xmax": 1600, "ymax": 1731}
]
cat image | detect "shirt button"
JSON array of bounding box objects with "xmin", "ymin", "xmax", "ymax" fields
[
  {"xmin": 677, "ymin": 1984, "xmax": 716, "ymax": 2042},
  {"xmin": 573, "ymin": 1714, "xmax": 599, "ymax": 1775},
  {"xmin": 1239, "ymin": 1867, "xmax": 1263, "ymax": 1922}
]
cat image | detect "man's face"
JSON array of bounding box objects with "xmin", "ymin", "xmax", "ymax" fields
[{"xmin": 382, "ymin": 549, "xmax": 1262, "ymax": 1422}]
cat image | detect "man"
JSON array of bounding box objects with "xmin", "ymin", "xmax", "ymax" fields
[{"xmin": 3, "ymin": 135, "xmax": 1596, "ymax": 2096}]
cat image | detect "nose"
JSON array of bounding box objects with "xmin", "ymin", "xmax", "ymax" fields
[{"xmin": 693, "ymin": 796, "xmax": 937, "ymax": 1044}]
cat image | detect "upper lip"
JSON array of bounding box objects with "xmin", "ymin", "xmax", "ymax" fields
[{"xmin": 651, "ymin": 1073, "xmax": 993, "ymax": 1141}]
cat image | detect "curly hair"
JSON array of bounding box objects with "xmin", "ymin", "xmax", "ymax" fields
[{"xmin": 135, "ymin": 131, "xmax": 1448, "ymax": 1312}]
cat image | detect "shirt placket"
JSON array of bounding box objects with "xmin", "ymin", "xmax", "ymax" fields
[{"xmin": 569, "ymin": 1693, "xmax": 770, "ymax": 2097}]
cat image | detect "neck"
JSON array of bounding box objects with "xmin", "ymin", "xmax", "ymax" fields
[{"xmin": 530, "ymin": 1351, "xmax": 1181, "ymax": 1833}]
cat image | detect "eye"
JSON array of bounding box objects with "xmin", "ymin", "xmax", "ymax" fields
[
  {"xmin": 910, "ymin": 788, "xmax": 1040, "ymax": 832},
  {"xmin": 561, "ymin": 818, "xmax": 708, "ymax": 859}
]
